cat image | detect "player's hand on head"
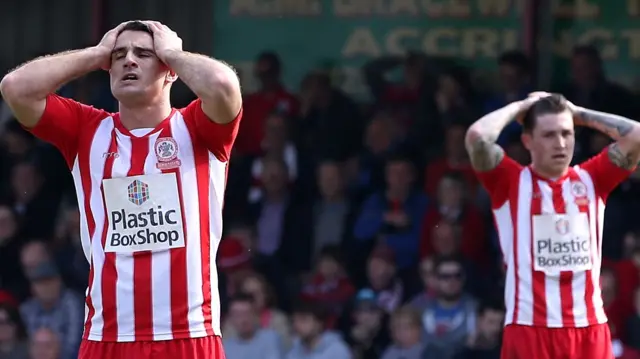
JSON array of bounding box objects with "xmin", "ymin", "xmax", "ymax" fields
[
  {"xmin": 143, "ymin": 21, "xmax": 183, "ymax": 63},
  {"xmin": 514, "ymin": 91, "xmax": 551, "ymax": 123},
  {"xmin": 96, "ymin": 22, "xmax": 129, "ymax": 70}
]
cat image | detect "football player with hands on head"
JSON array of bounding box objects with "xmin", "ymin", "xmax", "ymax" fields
[
  {"xmin": 465, "ymin": 91, "xmax": 640, "ymax": 359},
  {"xmin": 1, "ymin": 20, "xmax": 242, "ymax": 359}
]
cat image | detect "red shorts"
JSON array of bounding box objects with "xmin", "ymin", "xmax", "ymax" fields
[
  {"xmin": 78, "ymin": 335, "xmax": 225, "ymax": 359},
  {"xmin": 501, "ymin": 324, "xmax": 613, "ymax": 359}
]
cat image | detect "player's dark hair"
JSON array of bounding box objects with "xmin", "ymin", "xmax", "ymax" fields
[
  {"xmin": 117, "ymin": 21, "xmax": 153, "ymax": 37},
  {"xmin": 498, "ymin": 50, "xmax": 531, "ymax": 75},
  {"xmin": 521, "ymin": 94, "xmax": 570, "ymax": 133}
]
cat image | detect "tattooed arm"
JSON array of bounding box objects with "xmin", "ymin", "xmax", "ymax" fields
[
  {"xmin": 574, "ymin": 108, "xmax": 640, "ymax": 169},
  {"xmin": 465, "ymin": 98, "xmax": 540, "ymax": 171}
]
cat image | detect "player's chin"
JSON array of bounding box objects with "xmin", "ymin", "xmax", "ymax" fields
[
  {"xmin": 112, "ymin": 87, "xmax": 144, "ymax": 100},
  {"xmin": 549, "ymin": 158, "xmax": 571, "ymax": 171}
]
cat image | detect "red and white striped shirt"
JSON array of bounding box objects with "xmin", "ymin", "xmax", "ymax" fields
[
  {"xmin": 29, "ymin": 94, "xmax": 241, "ymax": 341},
  {"xmin": 476, "ymin": 149, "xmax": 632, "ymax": 328}
]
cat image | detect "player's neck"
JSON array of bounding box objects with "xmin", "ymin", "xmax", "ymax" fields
[
  {"xmin": 118, "ymin": 101, "xmax": 172, "ymax": 130},
  {"xmin": 530, "ymin": 163, "xmax": 568, "ymax": 181}
]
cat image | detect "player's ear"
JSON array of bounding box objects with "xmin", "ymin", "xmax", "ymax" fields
[
  {"xmin": 166, "ymin": 70, "xmax": 178, "ymax": 84},
  {"xmin": 521, "ymin": 132, "xmax": 532, "ymax": 151}
]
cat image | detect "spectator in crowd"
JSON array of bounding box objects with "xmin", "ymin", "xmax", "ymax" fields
[
  {"xmin": 19, "ymin": 241, "xmax": 51, "ymax": 279},
  {"xmin": 408, "ymin": 257, "xmax": 437, "ymax": 307},
  {"xmin": 0, "ymin": 120, "xmax": 35, "ymax": 184},
  {"xmin": 613, "ymin": 320, "xmax": 640, "ymax": 359},
  {"xmin": 454, "ymin": 300, "xmax": 504, "ymax": 359},
  {"xmin": 484, "ymin": 50, "xmax": 532, "ymax": 146},
  {"xmin": 223, "ymin": 273, "xmax": 291, "ymax": 349},
  {"xmin": 51, "ymin": 201, "xmax": 88, "ymax": 294},
  {"xmin": 0, "ymin": 303, "xmax": 28, "ymax": 359},
  {"xmin": 626, "ymin": 287, "xmax": 640, "ymax": 350},
  {"xmin": 0, "ymin": 205, "xmax": 29, "ymax": 299},
  {"xmin": 558, "ymin": 45, "xmax": 639, "ymax": 164},
  {"xmin": 363, "ymin": 52, "xmax": 426, "ymax": 107},
  {"xmin": 288, "ymin": 302, "xmax": 351, "ymax": 359},
  {"xmin": 359, "ymin": 246, "xmax": 405, "ymax": 313},
  {"xmin": 217, "ymin": 237, "xmax": 255, "ymax": 309},
  {"xmin": 602, "ymin": 266, "xmax": 628, "ymax": 340},
  {"xmin": 421, "ymin": 256, "xmax": 477, "ymax": 359},
  {"xmin": 300, "ymin": 245, "xmax": 355, "ymax": 326},
  {"xmin": 424, "ymin": 221, "xmax": 484, "ymax": 295},
  {"xmin": 28, "ymin": 327, "xmax": 60, "ymax": 359},
  {"xmin": 349, "ymin": 114, "xmax": 402, "ymax": 199},
  {"xmin": 223, "ymin": 293, "xmax": 283, "ymax": 359},
  {"xmin": 19, "ymin": 262, "xmax": 83, "ymax": 359},
  {"xmin": 354, "ymin": 153, "xmax": 428, "ymax": 271},
  {"xmin": 424, "ymin": 123, "xmax": 477, "ymax": 197},
  {"xmin": 298, "ymin": 71, "xmax": 363, "ymax": 161},
  {"xmin": 248, "ymin": 112, "xmax": 302, "ymax": 204},
  {"xmin": 381, "ymin": 306, "xmax": 424, "ymax": 359},
  {"xmin": 420, "ymin": 172, "xmax": 487, "ymax": 269},
  {"xmin": 343, "ymin": 289, "xmax": 390, "ymax": 359},
  {"xmin": 236, "ymin": 51, "xmax": 299, "ymax": 157},
  {"xmin": 310, "ymin": 160, "xmax": 357, "ymax": 262},
  {"xmin": 250, "ymin": 156, "xmax": 313, "ymax": 274},
  {"xmin": 605, "ymin": 171, "xmax": 640, "ymax": 259},
  {"xmin": 6, "ymin": 161, "xmax": 59, "ymax": 239}
]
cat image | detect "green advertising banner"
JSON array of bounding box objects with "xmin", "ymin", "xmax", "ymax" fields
[
  {"xmin": 551, "ymin": 0, "xmax": 640, "ymax": 90},
  {"xmin": 213, "ymin": 0, "xmax": 640, "ymax": 99},
  {"xmin": 213, "ymin": 0, "xmax": 522, "ymax": 99}
]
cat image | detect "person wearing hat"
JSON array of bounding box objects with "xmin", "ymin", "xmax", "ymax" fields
[
  {"xmin": 19, "ymin": 261, "xmax": 83, "ymax": 359},
  {"xmin": 364, "ymin": 246, "xmax": 405, "ymax": 313},
  {"xmin": 343, "ymin": 289, "xmax": 390, "ymax": 359}
]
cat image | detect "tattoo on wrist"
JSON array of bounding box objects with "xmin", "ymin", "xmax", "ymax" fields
[{"xmin": 608, "ymin": 143, "xmax": 636, "ymax": 169}]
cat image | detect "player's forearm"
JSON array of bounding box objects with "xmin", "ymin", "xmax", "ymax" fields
[
  {"xmin": 576, "ymin": 107, "xmax": 640, "ymax": 169},
  {"xmin": 575, "ymin": 107, "xmax": 639, "ymax": 141},
  {"xmin": 0, "ymin": 47, "xmax": 107, "ymax": 101},
  {"xmin": 162, "ymin": 50, "xmax": 239, "ymax": 112},
  {"xmin": 466, "ymin": 102, "xmax": 521, "ymax": 145},
  {"xmin": 464, "ymin": 102, "xmax": 520, "ymax": 171}
]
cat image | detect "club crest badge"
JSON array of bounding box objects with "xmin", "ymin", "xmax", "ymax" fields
[{"xmin": 155, "ymin": 137, "xmax": 181, "ymax": 170}]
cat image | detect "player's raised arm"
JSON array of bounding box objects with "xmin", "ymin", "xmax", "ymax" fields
[
  {"xmin": 0, "ymin": 25, "xmax": 124, "ymax": 128},
  {"xmin": 145, "ymin": 21, "xmax": 242, "ymax": 125},
  {"xmin": 573, "ymin": 106, "xmax": 640, "ymax": 169},
  {"xmin": 465, "ymin": 95, "xmax": 544, "ymax": 171}
]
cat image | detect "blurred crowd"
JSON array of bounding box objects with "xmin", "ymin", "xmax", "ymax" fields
[{"xmin": 2, "ymin": 44, "xmax": 640, "ymax": 359}]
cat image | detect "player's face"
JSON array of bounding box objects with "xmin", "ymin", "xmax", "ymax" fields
[
  {"xmin": 109, "ymin": 30, "xmax": 171, "ymax": 106},
  {"xmin": 523, "ymin": 110, "xmax": 575, "ymax": 178}
]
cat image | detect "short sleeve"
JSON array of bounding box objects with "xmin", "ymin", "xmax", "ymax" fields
[
  {"xmin": 27, "ymin": 94, "xmax": 109, "ymax": 167},
  {"xmin": 179, "ymin": 99, "xmax": 242, "ymax": 162},
  {"xmin": 578, "ymin": 147, "xmax": 634, "ymax": 199},
  {"xmin": 474, "ymin": 155, "xmax": 523, "ymax": 208}
]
